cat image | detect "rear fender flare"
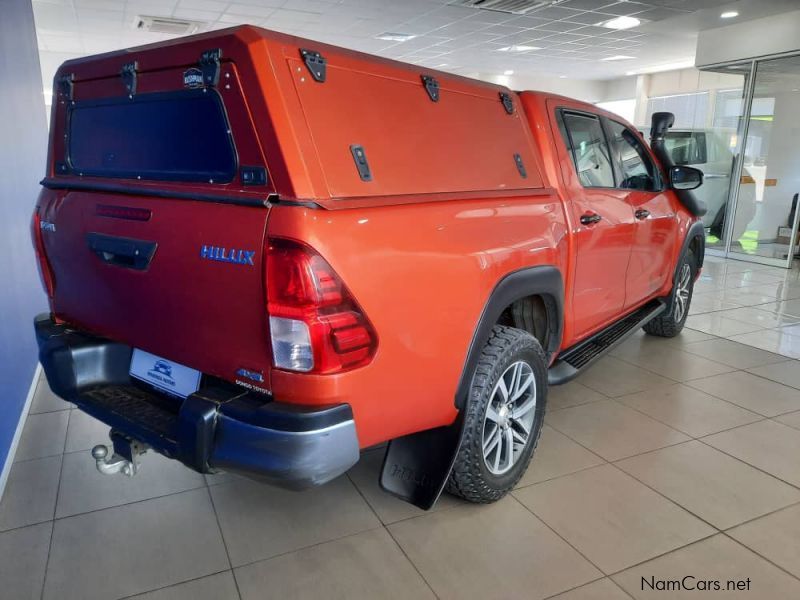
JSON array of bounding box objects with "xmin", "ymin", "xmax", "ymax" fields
[{"xmin": 379, "ymin": 265, "xmax": 564, "ymax": 510}]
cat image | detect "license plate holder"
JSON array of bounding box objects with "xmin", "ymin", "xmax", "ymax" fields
[{"xmin": 129, "ymin": 349, "xmax": 201, "ymax": 399}]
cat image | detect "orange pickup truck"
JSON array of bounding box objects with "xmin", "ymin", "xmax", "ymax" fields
[{"xmin": 32, "ymin": 25, "xmax": 706, "ymax": 509}]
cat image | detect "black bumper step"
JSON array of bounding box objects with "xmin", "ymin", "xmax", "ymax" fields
[
  {"xmin": 80, "ymin": 385, "xmax": 181, "ymax": 456},
  {"xmin": 548, "ymin": 299, "xmax": 666, "ymax": 385}
]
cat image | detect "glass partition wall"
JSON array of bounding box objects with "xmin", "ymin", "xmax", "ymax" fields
[{"xmin": 700, "ymin": 55, "xmax": 800, "ymax": 268}]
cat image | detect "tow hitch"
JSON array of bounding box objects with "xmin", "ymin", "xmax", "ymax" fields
[{"xmin": 91, "ymin": 431, "xmax": 149, "ymax": 477}]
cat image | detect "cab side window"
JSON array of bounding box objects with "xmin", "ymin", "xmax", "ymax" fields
[
  {"xmin": 561, "ymin": 112, "xmax": 615, "ymax": 188},
  {"xmin": 608, "ymin": 120, "xmax": 660, "ymax": 191}
]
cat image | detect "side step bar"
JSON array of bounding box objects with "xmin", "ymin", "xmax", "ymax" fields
[{"xmin": 548, "ymin": 299, "xmax": 666, "ymax": 385}]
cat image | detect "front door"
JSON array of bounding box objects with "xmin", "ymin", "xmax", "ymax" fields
[
  {"xmin": 604, "ymin": 119, "xmax": 679, "ymax": 307},
  {"xmin": 553, "ymin": 107, "xmax": 636, "ymax": 341}
]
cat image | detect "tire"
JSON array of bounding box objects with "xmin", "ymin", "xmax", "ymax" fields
[
  {"xmin": 643, "ymin": 249, "xmax": 696, "ymax": 338},
  {"xmin": 447, "ymin": 325, "xmax": 547, "ymax": 503}
]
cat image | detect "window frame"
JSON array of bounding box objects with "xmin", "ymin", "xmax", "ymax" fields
[
  {"xmin": 603, "ymin": 117, "xmax": 665, "ymax": 192},
  {"xmin": 556, "ymin": 108, "xmax": 617, "ymax": 190},
  {"xmin": 65, "ymin": 88, "xmax": 239, "ymax": 184}
]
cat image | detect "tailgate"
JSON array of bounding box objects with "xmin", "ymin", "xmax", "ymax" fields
[{"xmin": 42, "ymin": 191, "xmax": 272, "ymax": 387}]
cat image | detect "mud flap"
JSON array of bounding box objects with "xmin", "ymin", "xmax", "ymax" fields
[{"xmin": 379, "ymin": 413, "xmax": 464, "ymax": 510}]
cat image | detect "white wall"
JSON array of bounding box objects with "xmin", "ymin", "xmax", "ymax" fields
[{"xmin": 697, "ymin": 10, "xmax": 800, "ymax": 67}]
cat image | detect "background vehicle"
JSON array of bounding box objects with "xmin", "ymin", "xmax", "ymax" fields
[{"xmin": 32, "ymin": 26, "xmax": 705, "ymax": 510}]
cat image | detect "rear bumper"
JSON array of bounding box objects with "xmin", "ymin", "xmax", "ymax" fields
[{"xmin": 34, "ymin": 314, "xmax": 359, "ymax": 489}]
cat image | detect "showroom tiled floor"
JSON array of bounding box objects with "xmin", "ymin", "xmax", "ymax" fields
[{"xmin": 3, "ymin": 256, "xmax": 800, "ymax": 599}]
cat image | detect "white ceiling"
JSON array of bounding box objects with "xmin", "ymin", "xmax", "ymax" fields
[{"xmin": 33, "ymin": 0, "xmax": 800, "ymax": 91}]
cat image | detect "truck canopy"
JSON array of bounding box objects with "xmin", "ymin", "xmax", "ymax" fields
[{"xmin": 46, "ymin": 25, "xmax": 546, "ymax": 208}]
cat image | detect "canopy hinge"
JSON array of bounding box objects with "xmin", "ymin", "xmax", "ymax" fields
[
  {"xmin": 514, "ymin": 153, "xmax": 527, "ymax": 178},
  {"xmin": 57, "ymin": 73, "xmax": 74, "ymax": 101},
  {"xmin": 300, "ymin": 48, "xmax": 326, "ymax": 82},
  {"xmin": 121, "ymin": 61, "xmax": 138, "ymax": 96},
  {"xmin": 200, "ymin": 48, "xmax": 222, "ymax": 87},
  {"xmin": 421, "ymin": 75, "xmax": 440, "ymax": 102},
  {"xmin": 499, "ymin": 91, "xmax": 514, "ymax": 114}
]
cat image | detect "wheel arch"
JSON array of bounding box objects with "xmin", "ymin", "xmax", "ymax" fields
[{"xmin": 454, "ymin": 266, "xmax": 563, "ymax": 411}]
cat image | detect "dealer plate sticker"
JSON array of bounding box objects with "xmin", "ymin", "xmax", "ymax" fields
[{"xmin": 129, "ymin": 349, "xmax": 201, "ymax": 398}]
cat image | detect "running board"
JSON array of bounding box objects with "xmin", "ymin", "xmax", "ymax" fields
[{"xmin": 548, "ymin": 299, "xmax": 666, "ymax": 385}]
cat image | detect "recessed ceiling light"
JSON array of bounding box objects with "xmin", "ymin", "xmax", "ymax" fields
[
  {"xmin": 503, "ymin": 69, "xmax": 515, "ymax": 75},
  {"xmin": 598, "ymin": 16, "xmax": 641, "ymax": 30},
  {"xmin": 375, "ymin": 32, "xmax": 416, "ymax": 42},
  {"xmin": 497, "ymin": 45, "xmax": 541, "ymax": 52},
  {"xmin": 720, "ymin": 11, "xmax": 739, "ymax": 19},
  {"xmin": 601, "ymin": 55, "xmax": 636, "ymax": 61},
  {"xmin": 559, "ymin": 75, "xmax": 567, "ymax": 78}
]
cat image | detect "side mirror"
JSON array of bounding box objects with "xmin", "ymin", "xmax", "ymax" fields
[{"xmin": 669, "ymin": 165, "xmax": 703, "ymax": 191}]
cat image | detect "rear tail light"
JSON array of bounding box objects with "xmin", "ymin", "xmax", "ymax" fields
[
  {"xmin": 31, "ymin": 209, "xmax": 56, "ymax": 298},
  {"xmin": 266, "ymin": 238, "xmax": 377, "ymax": 374}
]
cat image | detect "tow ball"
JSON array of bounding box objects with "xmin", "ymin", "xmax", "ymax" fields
[{"xmin": 91, "ymin": 431, "xmax": 149, "ymax": 477}]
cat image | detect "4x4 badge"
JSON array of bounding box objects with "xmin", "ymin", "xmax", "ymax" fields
[{"xmin": 183, "ymin": 67, "xmax": 204, "ymax": 89}]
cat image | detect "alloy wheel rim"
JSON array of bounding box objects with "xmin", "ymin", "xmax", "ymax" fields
[
  {"xmin": 673, "ymin": 263, "xmax": 692, "ymax": 323},
  {"xmin": 482, "ymin": 360, "xmax": 537, "ymax": 475}
]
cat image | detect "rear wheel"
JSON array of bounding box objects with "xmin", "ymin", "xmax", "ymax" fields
[
  {"xmin": 447, "ymin": 325, "xmax": 547, "ymax": 503},
  {"xmin": 643, "ymin": 250, "xmax": 696, "ymax": 338}
]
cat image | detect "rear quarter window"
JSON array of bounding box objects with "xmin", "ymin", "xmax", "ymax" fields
[{"xmin": 67, "ymin": 89, "xmax": 237, "ymax": 183}]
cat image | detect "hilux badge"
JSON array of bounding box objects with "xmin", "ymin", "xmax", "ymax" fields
[
  {"xmin": 200, "ymin": 245, "xmax": 256, "ymax": 266},
  {"xmin": 183, "ymin": 67, "xmax": 204, "ymax": 88}
]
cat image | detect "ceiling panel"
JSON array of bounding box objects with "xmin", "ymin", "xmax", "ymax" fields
[{"xmin": 32, "ymin": 0, "xmax": 799, "ymax": 93}]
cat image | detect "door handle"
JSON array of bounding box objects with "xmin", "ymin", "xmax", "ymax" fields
[
  {"xmin": 635, "ymin": 209, "xmax": 650, "ymax": 220},
  {"xmin": 580, "ymin": 212, "xmax": 602, "ymax": 225}
]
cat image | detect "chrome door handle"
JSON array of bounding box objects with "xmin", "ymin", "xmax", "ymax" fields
[
  {"xmin": 635, "ymin": 209, "xmax": 650, "ymax": 220},
  {"xmin": 580, "ymin": 212, "xmax": 602, "ymax": 225}
]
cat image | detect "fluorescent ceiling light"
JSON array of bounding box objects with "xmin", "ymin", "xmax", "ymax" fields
[
  {"xmin": 720, "ymin": 11, "xmax": 739, "ymax": 19},
  {"xmin": 503, "ymin": 69, "xmax": 515, "ymax": 75},
  {"xmin": 497, "ymin": 45, "xmax": 541, "ymax": 52},
  {"xmin": 376, "ymin": 32, "xmax": 416, "ymax": 42},
  {"xmin": 559, "ymin": 75, "xmax": 567, "ymax": 78},
  {"xmin": 601, "ymin": 55, "xmax": 636, "ymax": 61},
  {"xmin": 598, "ymin": 16, "xmax": 641, "ymax": 30}
]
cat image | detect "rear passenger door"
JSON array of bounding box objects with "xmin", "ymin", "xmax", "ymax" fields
[
  {"xmin": 555, "ymin": 109, "xmax": 636, "ymax": 340},
  {"xmin": 604, "ymin": 119, "xmax": 679, "ymax": 308}
]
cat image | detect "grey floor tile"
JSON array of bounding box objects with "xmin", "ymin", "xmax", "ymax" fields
[
  {"xmin": 127, "ymin": 572, "xmax": 239, "ymax": 600},
  {"xmin": 613, "ymin": 534, "xmax": 800, "ymax": 599},
  {"xmin": 545, "ymin": 400, "xmax": 689, "ymax": 461},
  {"xmin": 703, "ymin": 420, "xmax": 800, "ymax": 487},
  {"xmin": 43, "ymin": 488, "xmax": 229, "ymax": 600},
  {"xmin": 687, "ymin": 370, "xmax": 800, "ymax": 417},
  {"xmin": 210, "ymin": 475, "xmax": 380, "ymax": 566},
  {"xmin": 682, "ymin": 338, "xmax": 787, "ymax": 369},
  {"xmin": 748, "ymin": 360, "xmax": 800, "ymax": 390},
  {"xmin": 775, "ymin": 410, "xmax": 800, "ymax": 430},
  {"xmin": 389, "ymin": 497, "xmax": 601, "ymax": 599},
  {"xmin": 548, "ymin": 380, "xmax": 607, "ymax": 410},
  {"xmin": 578, "ymin": 356, "xmax": 675, "ymax": 397},
  {"xmin": 0, "ymin": 523, "xmax": 52, "ymax": 600},
  {"xmin": 728, "ymin": 504, "xmax": 800, "ymax": 579},
  {"xmin": 516, "ymin": 425, "xmax": 604, "ymax": 487},
  {"xmin": 514, "ymin": 464, "xmax": 714, "ymax": 574},
  {"xmin": 56, "ymin": 450, "xmax": 206, "ymax": 518},
  {"xmin": 613, "ymin": 344, "xmax": 736, "ymax": 382},
  {"xmin": 29, "ymin": 379, "xmax": 71, "ymax": 414},
  {"xmin": 616, "ymin": 441, "xmax": 800, "ymax": 529},
  {"xmin": 728, "ymin": 330, "xmax": 800, "ymax": 360},
  {"xmin": 14, "ymin": 410, "xmax": 69, "ymax": 462},
  {"xmin": 616, "ymin": 383, "xmax": 761, "ymax": 437},
  {"xmin": 347, "ymin": 449, "xmax": 462, "ymax": 525},
  {"xmin": 235, "ymin": 528, "xmax": 435, "ymax": 600},
  {"xmin": 0, "ymin": 455, "xmax": 61, "ymax": 531},
  {"xmin": 685, "ymin": 313, "xmax": 764, "ymax": 337},
  {"xmin": 64, "ymin": 409, "xmax": 110, "ymax": 453},
  {"xmin": 550, "ymin": 578, "xmax": 633, "ymax": 600}
]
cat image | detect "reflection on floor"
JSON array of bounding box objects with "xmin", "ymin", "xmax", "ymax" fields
[{"xmin": 2, "ymin": 255, "xmax": 800, "ymax": 599}]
